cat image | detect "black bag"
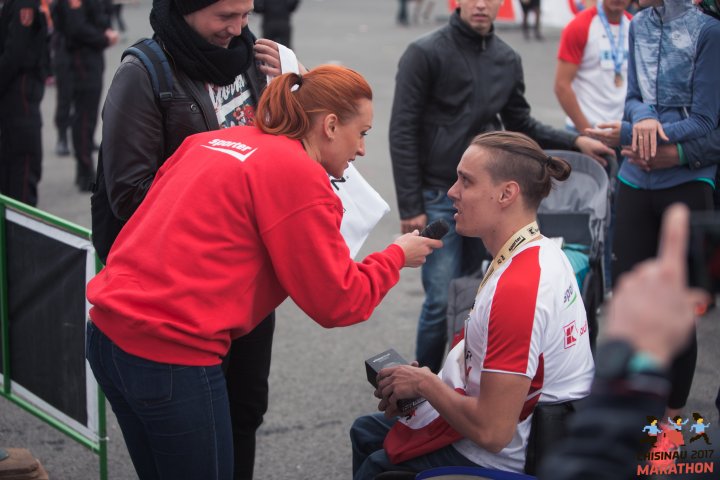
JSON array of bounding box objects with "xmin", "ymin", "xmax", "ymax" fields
[
  {"xmin": 524, "ymin": 401, "xmax": 576, "ymax": 475},
  {"xmin": 90, "ymin": 38, "xmax": 173, "ymax": 263}
]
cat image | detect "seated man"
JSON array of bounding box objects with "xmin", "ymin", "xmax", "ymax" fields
[{"xmin": 350, "ymin": 131, "xmax": 595, "ymax": 479}]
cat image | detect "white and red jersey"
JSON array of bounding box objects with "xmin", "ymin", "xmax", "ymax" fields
[
  {"xmin": 557, "ymin": 6, "xmax": 632, "ymax": 129},
  {"xmin": 452, "ymin": 237, "xmax": 594, "ymax": 472}
]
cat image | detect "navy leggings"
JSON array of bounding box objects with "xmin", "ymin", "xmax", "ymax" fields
[{"xmin": 612, "ymin": 180, "xmax": 713, "ymax": 409}]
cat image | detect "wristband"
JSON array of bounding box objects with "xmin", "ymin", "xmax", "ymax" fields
[{"xmin": 677, "ymin": 143, "xmax": 687, "ymax": 166}]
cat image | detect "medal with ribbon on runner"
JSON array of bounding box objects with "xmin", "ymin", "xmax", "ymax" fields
[
  {"xmin": 463, "ymin": 220, "xmax": 542, "ymax": 383},
  {"xmin": 598, "ymin": 5, "xmax": 627, "ymax": 89}
]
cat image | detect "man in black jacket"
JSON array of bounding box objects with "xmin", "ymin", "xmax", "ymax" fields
[
  {"xmin": 0, "ymin": 0, "xmax": 48, "ymax": 206},
  {"xmin": 93, "ymin": 0, "xmax": 287, "ymax": 477},
  {"xmin": 53, "ymin": 0, "xmax": 117, "ymax": 191},
  {"xmin": 390, "ymin": 0, "xmax": 614, "ymax": 373},
  {"xmin": 50, "ymin": 8, "xmax": 73, "ymax": 157}
]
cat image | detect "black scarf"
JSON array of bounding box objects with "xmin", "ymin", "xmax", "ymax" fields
[{"xmin": 149, "ymin": 0, "xmax": 255, "ymax": 86}]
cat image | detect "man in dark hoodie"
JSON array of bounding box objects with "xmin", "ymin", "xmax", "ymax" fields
[
  {"xmin": 93, "ymin": 0, "xmax": 284, "ymax": 477},
  {"xmin": 52, "ymin": 0, "xmax": 119, "ymax": 190}
]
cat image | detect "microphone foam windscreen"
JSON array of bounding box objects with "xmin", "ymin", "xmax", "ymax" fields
[{"xmin": 420, "ymin": 219, "xmax": 450, "ymax": 239}]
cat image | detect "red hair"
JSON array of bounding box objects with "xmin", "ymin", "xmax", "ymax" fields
[{"xmin": 256, "ymin": 65, "xmax": 373, "ymax": 140}]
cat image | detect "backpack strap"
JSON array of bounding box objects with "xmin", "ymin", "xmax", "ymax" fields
[{"xmin": 122, "ymin": 38, "xmax": 174, "ymax": 105}]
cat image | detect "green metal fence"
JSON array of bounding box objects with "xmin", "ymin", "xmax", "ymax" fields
[{"xmin": 0, "ymin": 194, "xmax": 107, "ymax": 480}]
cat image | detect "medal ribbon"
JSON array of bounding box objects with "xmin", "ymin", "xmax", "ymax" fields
[
  {"xmin": 462, "ymin": 221, "xmax": 542, "ymax": 382},
  {"xmin": 597, "ymin": 2, "xmax": 626, "ymax": 83}
]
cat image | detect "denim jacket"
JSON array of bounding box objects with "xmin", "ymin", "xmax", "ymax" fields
[{"xmin": 619, "ymin": 0, "xmax": 720, "ymax": 189}]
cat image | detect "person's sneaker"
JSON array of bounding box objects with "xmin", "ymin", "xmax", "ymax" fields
[{"xmin": 55, "ymin": 138, "xmax": 70, "ymax": 156}]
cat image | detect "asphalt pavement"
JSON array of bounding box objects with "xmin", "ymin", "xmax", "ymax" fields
[{"xmin": 1, "ymin": 0, "xmax": 718, "ymax": 479}]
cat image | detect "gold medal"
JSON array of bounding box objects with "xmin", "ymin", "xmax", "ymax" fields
[{"xmin": 614, "ymin": 72, "xmax": 624, "ymax": 88}]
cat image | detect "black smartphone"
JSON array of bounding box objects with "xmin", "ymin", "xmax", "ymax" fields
[{"xmin": 688, "ymin": 211, "xmax": 720, "ymax": 295}]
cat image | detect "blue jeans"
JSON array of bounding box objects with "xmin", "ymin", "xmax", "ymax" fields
[
  {"xmin": 86, "ymin": 322, "xmax": 233, "ymax": 480},
  {"xmin": 417, "ymin": 189, "xmax": 486, "ymax": 372},
  {"xmin": 350, "ymin": 413, "xmax": 479, "ymax": 480}
]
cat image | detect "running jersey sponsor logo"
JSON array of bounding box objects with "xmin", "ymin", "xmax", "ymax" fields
[
  {"xmin": 564, "ymin": 320, "xmax": 578, "ymax": 349},
  {"xmin": 562, "ymin": 284, "xmax": 578, "ymax": 310}
]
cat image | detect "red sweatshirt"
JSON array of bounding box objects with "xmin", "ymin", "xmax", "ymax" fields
[{"xmin": 87, "ymin": 127, "xmax": 405, "ymax": 366}]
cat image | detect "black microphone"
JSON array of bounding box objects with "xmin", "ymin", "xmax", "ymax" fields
[{"xmin": 419, "ymin": 219, "xmax": 450, "ymax": 239}]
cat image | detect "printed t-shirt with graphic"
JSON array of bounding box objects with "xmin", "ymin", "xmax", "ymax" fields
[{"xmin": 208, "ymin": 73, "xmax": 257, "ymax": 128}]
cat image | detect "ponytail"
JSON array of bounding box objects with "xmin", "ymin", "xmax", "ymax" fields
[
  {"xmin": 256, "ymin": 65, "xmax": 372, "ymax": 140},
  {"xmin": 256, "ymin": 72, "xmax": 309, "ymax": 139}
]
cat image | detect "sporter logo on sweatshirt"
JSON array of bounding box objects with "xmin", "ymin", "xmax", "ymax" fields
[{"xmin": 202, "ymin": 139, "xmax": 258, "ymax": 162}]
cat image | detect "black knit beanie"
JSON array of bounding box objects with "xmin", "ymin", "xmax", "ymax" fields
[{"xmin": 173, "ymin": 0, "xmax": 218, "ymax": 15}]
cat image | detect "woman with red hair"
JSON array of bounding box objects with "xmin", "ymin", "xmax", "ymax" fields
[{"xmin": 85, "ymin": 65, "xmax": 442, "ymax": 480}]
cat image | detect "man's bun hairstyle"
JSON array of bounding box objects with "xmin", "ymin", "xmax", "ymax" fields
[{"xmin": 469, "ymin": 131, "xmax": 572, "ymax": 210}]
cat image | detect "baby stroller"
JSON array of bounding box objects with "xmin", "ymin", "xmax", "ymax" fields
[{"xmin": 446, "ymin": 149, "xmax": 617, "ymax": 354}]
